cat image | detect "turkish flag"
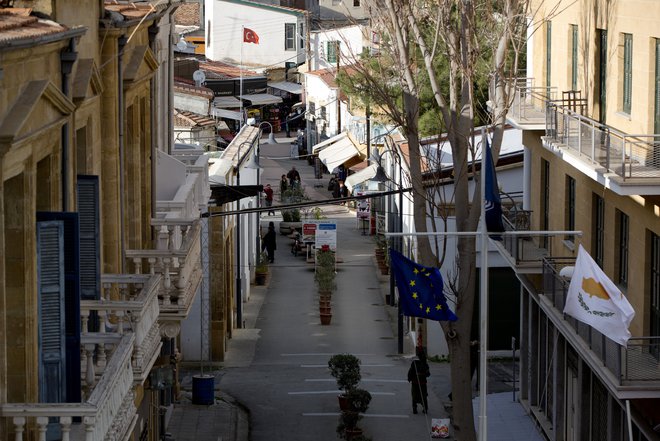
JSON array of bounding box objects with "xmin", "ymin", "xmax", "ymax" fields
[{"xmin": 243, "ymin": 28, "xmax": 259, "ymax": 44}]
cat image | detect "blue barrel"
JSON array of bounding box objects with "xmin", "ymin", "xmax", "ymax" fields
[{"xmin": 192, "ymin": 375, "xmax": 215, "ymax": 405}]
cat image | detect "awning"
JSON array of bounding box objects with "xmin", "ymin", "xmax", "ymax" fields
[
  {"xmin": 268, "ymin": 81, "xmax": 303, "ymax": 95},
  {"xmin": 212, "ymin": 107, "xmax": 242, "ymax": 121},
  {"xmin": 345, "ymin": 164, "xmax": 378, "ymax": 192},
  {"xmin": 207, "ymin": 158, "xmax": 233, "ymax": 185},
  {"xmin": 239, "ymin": 93, "xmax": 283, "ymax": 106},
  {"xmin": 318, "ymin": 135, "xmax": 362, "ymax": 173},
  {"xmin": 214, "ymin": 96, "xmax": 241, "ymax": 108},
  {"xmin": 210, "ymin": 185, "xmax": 263, "ymax": 205},
  {"xmin": 312, "ymin": 132, "xmax": 346, "ymax": 154}
]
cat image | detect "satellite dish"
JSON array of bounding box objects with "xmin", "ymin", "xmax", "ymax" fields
[
  {"xmin": 176, "ymin": 37, "xmax": 187, "ymax": 51},
  {"xmin": 193, "ymin": 70, "xmax": 206, "ymax": 84}
]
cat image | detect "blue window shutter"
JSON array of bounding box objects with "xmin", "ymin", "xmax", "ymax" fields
[
  {"xmin": 37, "ymin": 212, "xmax": 81, "ymax": 404},
  {"xmin": 76, "ymin": 176, "xmax": 100, "ymax": 301},
  {"xmin": 37, "ymin": 221, "xmax": 66, "ymax": 404}
]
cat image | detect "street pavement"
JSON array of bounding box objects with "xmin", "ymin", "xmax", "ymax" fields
[{"xmin": 166, "ymin": 133, "xmax": 546, "ymax": 441}]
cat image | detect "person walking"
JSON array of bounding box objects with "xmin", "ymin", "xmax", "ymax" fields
[
  {"xmin": 261, "ymin": 221, "xmax": 277, "ymax": 263},
  {"xmin": 407, "ymin": 347, "xmax": 430, "ymax": 414},
  {"xmin": 287, "ymin": 166, "xmax": 300, "ymax": 187},
  {"xmin": 338, "ymin": 180, "xmax": 348, "ymax": 205},
  {"xmin": 279, "ymin": 174, "xmax": 288, "ymax": 201},
  {"xmin": 263, "ymin": 184, "xmax": 275, "ymax": 216}
]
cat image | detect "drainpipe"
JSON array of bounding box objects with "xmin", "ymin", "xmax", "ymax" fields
[
  {"xmin": 149, "ymin": 22, "xmax": 159, "ymax": 239},
  {"xmin": 61, "ymin": 38, "xmax": 78, "ymax": 211},
  {"xmin": 118, "ymin": 35, "xmax": 128, "ymax": 273}
]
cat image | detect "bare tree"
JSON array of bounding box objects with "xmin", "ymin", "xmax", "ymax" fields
[{"xmin": 339, "ymin": 1, "xmax": 529, "ymax": 439}]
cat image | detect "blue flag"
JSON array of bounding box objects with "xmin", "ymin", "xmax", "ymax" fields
[
  {"xmin": 484, "ymin": 137, "xmax": 505, "ymax": 238},
  {"xmin": 389, "ymin": 249, "xmax": 457, "ymax": 322}
]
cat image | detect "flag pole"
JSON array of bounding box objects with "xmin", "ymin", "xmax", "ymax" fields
[
  {"xmin": 240, "ymin": 25, "xmax": 244, "ymax": 128},
  {"xmin": 478, "ymin": 127, "xmax": 489, "ymax": 441}
]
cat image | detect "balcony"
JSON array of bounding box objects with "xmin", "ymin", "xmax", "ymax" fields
[
  {"xmin": 542, "ymin": 257, "xmax": 660, "ymax": 398},
  {"xmin": 492, "ymin": 208, "xmax": 550, "ymax": 274},
  {"xmin": 544, "ymin": 104, "xmax": 660, "ymax": 195},
  {"xmin": 1, "ymin": 275, "xmax": 161, "ymax": 441},
  {"xmin": 503, "ymin": 78, "xmax": 556, "ymax": 130}
]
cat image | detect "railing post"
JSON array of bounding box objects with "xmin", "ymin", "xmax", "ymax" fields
[
  {"xmin": 36, "ymin": 417, "xmax": 48, "ymax": 441},
  {"xmin": 13, "ymin": 417, "xmax": 26, "ymax": 441},
  {"xmin": 60, "ymin": 417, "xmax": 72, "ymax": 441}
]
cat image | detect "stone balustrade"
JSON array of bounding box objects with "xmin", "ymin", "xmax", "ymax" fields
[{"xmin": 1, "ymin": 335, "xmax": 136, "ymax": 441}]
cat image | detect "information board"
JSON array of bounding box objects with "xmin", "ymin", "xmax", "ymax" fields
[
  {"xmin": 302, "ymin": 222, "xmax": 317, "ymax": 243},
  {"xmin": 315, "ymin": 222, "xmax": 337, "ymax": 251}
]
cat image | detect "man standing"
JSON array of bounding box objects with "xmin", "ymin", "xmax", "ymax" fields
[
  {"xmin": 261, "ymin": 221, "xmax": 277, "ymax": 263},
  {"xmin": 263, "ymin": 184, "xmax": 275, "ymax": 216},
  {"xmin": 407, "ymin": 347, "xmax": 430, "ymax": 414},
  {"xmin": 287, "ymin": 166, "xmax": 300, "ymax": 187}
]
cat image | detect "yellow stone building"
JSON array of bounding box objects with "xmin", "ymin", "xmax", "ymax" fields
[
  {"xmin": 0, "ymin": 2, "xmax": 209, "ymax": 440},
  {"xmin": 501, "ymin": 0, "xmax": 660, "ymax": 438}
]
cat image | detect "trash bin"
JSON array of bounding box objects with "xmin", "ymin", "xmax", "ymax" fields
[{"xmin": 192, "ymin": 375, "xmax": 215, "ymax": 405}]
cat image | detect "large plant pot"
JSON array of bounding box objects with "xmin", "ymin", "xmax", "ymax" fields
[
  {"xmin": 255, "ymin": 272, "xmax": 267, "ymax": 285},
  {"xmin": 319, "ymin": 305, "xmax": 332, "ymax": 315},
  {"xmin": 344, "ymin": 428, "xmax": 363, "ymax": 440},
  {"xmin": 279, "ymin": 221, "xmax": 302, "ymax": 235},
  {"xmin": 320, "ymin": 312, "xmax": 332, "ymax": 325},
  {"xmin": 338, "ymin": 394, "xmax": 349, "ymax": 411}
]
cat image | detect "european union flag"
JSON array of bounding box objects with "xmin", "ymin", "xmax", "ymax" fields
[
  {"xmin": 389, "ymin": 249, "xmax": 457, "ymax": 322},
  {"xmin": 484, "ymin": 137, "xmax": 505, "ymax": 239}
]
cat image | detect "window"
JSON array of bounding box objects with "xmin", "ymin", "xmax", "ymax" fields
[
  {"xmin": 327, "ymin": 41, "xmax": 340, "ymax": 64},
  {"xmin": 207, "ymin": 20, "xmax": 211, "ymax": 47},
  {"xmin": 597, "ymin": 29, "xmax": 608, "ymax": 122},
  {"xmin": 651, "ymin": 232, "xmax": 660, "ymax": 342},
  {"xmin": 299, "ymin": 22, "xmax": 304, "ymax": 50},
  {"xmin": 285, "ymin": 23, "xmax": 296, "ymax": 51},
  {"xmin": 320, "ymin": 106, "xmax": 327, "ymax": 121},
  {"xmin": 592, "ymin": 194, "xmax": 604, "ymax": 267},
  {"xmin": 571, "ymin": 25, "xmax": 578, "ymax": 90},
  {"xmin": 616, "ymin": 209, "xmax": 629, "ymax": 287},
  {"xmin": 565, "ymin": 176, "xmax": 575, "ymax": 243},
  {"xmin": 546, "ymin": 21, "xmax": 552, "ymax": 87},
  {"xmin": 353, "ymin": 0, "xmax": 360, "ymax": 5},
  {"xmin": 622, "ymin": 33, "xmax": 633, "ymax": 114}
]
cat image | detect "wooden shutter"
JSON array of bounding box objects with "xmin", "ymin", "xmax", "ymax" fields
[
  {"xmin": 571, "ymin": 25, "xmax": 578, "ymax": 90},
  {"xmin": 623, "ymin": 33, "xmax": 633, "ymax": 114},
  {"xmin": 37, "ymin": 221, "xmax": 66, "ymax": 404},
  {"xmin": 546, "ymin": 21, "xmax": 552, "ymax": 87},
  {"xmin": 76, "ymin": 176, "xmax": 100, "ymax": 301},
  {"xmin": 37, "ymin": 212, "xmax": 81, "ymax": 403}
]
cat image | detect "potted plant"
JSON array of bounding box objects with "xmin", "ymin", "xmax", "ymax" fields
[
  {"xmin": 315, "ymin": 247, "xmax": 336, "ymax": 295},
  {"xmin": 255, "ymin": 251, "xmax": 269, "ymax": 285},
  {"xmin": 328, "ymin": 354, "xmax": 361, "ymax": 410},
  {"xmin": 337, "ymin": 388, "xmax": 371, "ymax": 439},
  {"xmin": 280, "ymin": 186, "xmax": 307, "ymax": 234}
]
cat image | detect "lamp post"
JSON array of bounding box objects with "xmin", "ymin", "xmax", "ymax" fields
[
  {"xmin": 257, "ymin": 121, "xmax": 278, "ymax": 145},
  {"xmin": 370, "ymin": 139, "xmax": 404, "ymax": 354},
  {"xmin": 235, "ymin": 140, "xmax": 257, "ymax": 328}
]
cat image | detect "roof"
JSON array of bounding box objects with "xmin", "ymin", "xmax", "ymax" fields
[
  {"xmin": 103, "ymin": 1, "xmax": 163, "ymax": 21},
  {"xmin": 173, "ymin": 109, "xmax": 216, "ymax": 128},
  {"xmin": 200, "ymin": 60, "xmax": 260, "ymax": 79},
  {"xmin": 174, "ymin": 80, "xmax": 214, "ymax": 98},
  {"xmin": 306, "ymin": 67, "xmax": 338, "ymax": 88},
  {"xmin": 0, "ymin": 8, "xmax": 71, "ymax": 45},
  {"xmin": 216, "ymin": 0, "xmax": 306, "ymax": 17}
]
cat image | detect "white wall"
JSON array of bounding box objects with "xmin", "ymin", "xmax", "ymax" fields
[
  {"xmin": 305, "ymin": 73, "xmax": 339, "ymax": 139},
  {"xmin": 206, "ymin": 0, "xmax": 306, "ymax": 68},
  {"xmin": 310, "ymin": 25, "xmax": 365, "ymax": 71},
  {"xmin": 318, "ymin": 0, "xmax": 369, "ymax": 20},
  {"xmin": 174, "ymin": 92, "xmax": 210, "ymax": 115}
]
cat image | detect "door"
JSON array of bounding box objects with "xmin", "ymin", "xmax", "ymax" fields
[{"xmin": 565, "ymin": 366, "xmax": 579, "ymax": 441}]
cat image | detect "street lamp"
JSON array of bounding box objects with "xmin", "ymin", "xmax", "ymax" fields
[
  {"xmin": 257, "ymin": 121, "xmax": 278, "ymax": 145},
  {"xmin": 370, "ymin": 139, "xmax": 404, "ymax": 354},
  {"xmin": 235, "ymin": 140, "xmax": 258, "ymax": 328}
]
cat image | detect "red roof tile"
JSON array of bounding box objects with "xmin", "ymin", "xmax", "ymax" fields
[
  {"xmin": 199, "ymin": 60, "xmax": 260, "ymax": 79},
  {"xmin": 0, "ymin": 8, "xmax": 69, "ymax": 44}
]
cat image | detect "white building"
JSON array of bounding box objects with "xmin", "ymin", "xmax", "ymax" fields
[
  {"xmin": 318, "ymin": 0, "xmax": 369, "ymax": 21},
  {"xmin": 205, "ymin": 0, "xmax": 307, "ymax": 68},
  {"xmin": 309, "ymin": 24, "xmax": 366, "ymax": 71},
  {"xmin": 304, "ymin": 67, "xmax": 353, "ymax": 144}
]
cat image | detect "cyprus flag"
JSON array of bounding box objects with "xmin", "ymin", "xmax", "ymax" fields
[{"xmin": 563, "ymin": 245, "xmax": 635, "ymax": 346}]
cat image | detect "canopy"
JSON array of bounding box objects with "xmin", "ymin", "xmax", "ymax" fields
[
  {"xmin": 345, "ymin": 163, "xmax": 378, "ymax": 192},
  {"xmin": 239, "ymin": 93, "xmax": 283, "ymax": 106},
  {"xmin": 268, "ymin": 81, "xmax": 303, "ymax": 94},
  {"xmin": 317, "ymin": 135, "xmax": 362, "ymax": 173},
  {"xmin": 214, "ymin": 96, "xmax": 241, "ymax": 108},
  {"xmin": 312, "ymin": 132, "xmax": 346, "ymax": 154},
  {"xmin": 212, "ymin": 107, "xmax": 242, "ymax": 121}
]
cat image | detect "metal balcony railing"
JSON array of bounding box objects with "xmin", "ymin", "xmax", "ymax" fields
[
  {"xmin": 499, "ymin": 208, "xmax": 550, "ymax": 267},
  {"xmin": 543, "ymin": 257, "xmax": 660, "ymax": 384},
  {"xmin": 508, "ymin": 78, "xmax": 556, "ymax": 125},
  {"xmin": 545, "ymin": 104, "xmax": 660, "ymax": 180}
]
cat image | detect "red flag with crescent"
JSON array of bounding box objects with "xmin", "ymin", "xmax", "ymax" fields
[{"xmin": 243, "ymin": 28, "xmax": 259, "ymax": 44}]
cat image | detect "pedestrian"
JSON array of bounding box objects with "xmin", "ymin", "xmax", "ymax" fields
[
  {"xmin": 331, "ymin": 178, "xmax": 340, "ymax": 198},
  {"xmin": 338, "ymin": 180, "xmax": 348, "ymax": 205},
  {"xmin": 279, "ymin": 174, "xmax": 288, "ymax": 200},
  {"xmin": 263, "ymin": 184, "xmax": 275, "ymax": 216},
  {"xmin": 287, "ymin": 166, "xmax": 300, "ymax": 187},
  {"xmin": 407, "ymin": 347, "xmax": 430, "ymax": 414},
  {"xmin": 470, "ymin": 340, "xmax": 479, "ymax": 389},
  {"xmin": 261, "ymin": 221, "xmax": 277, "ymax": 263}
]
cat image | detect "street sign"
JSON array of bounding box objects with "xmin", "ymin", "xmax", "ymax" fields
[
  {"xmin": 302, "ymin": 222, "xmax": 317, "ymax": 243},
  {"xmin": 315, "ymin": 222, "xmax": 337, "ymax": 251}
]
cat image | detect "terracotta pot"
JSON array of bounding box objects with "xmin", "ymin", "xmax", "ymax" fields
[
  {"xmin": 344, "ymin": 428, "xmax": 363, "ymax": 440},
  {"xmin": 255, "ymin": 272, "xmax": 267, "ymax": 285},
  {"xmin": 320, "ymin": 312, "xmax": 332, "ymax": 325},
  {"xmin": 319, "ymin": 305, "xmax": 332, "ymax": 315},
  {"xmin": 338, "ymin": 394, "xmax": 349, "ymax": 411},
  {"xmin": 319, "ymin": 299, "xmax": 331, "ymax": 309}
]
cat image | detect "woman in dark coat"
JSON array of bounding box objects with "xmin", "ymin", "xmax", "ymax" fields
[
  {"xmin": 261, "ymin": 222, "xmax": 277, "ymax": 263},
  {"xmin": 407, "ymin": 347, "xmax": 430, "ymax": 414}
]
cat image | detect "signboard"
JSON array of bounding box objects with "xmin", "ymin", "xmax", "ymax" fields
[
  {"xmin": 356, "ymin": 192, "xmax": 370, "ymax": 219},
  {"xmin": 315, "ymin": 222, "xmax": 337, "ymax": 251},
  {"xmin": 302, "ymin": 222, "xmax": 317, "ymax": 243}
]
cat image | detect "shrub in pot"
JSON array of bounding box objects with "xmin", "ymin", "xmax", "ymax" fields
[
  {"xmin": 255, "ymin": 251, "xmax": 269, "ymax": 285},
  {"xmin": 328, "ymin": 354, "xmax": 360, "ymax": 409},
  {"xmin": 315, "ymin": 247, "xmax": 336, "ymax": 294}
]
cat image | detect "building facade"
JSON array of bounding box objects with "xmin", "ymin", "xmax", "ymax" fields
[
  {"xmin": 0, "ymin": 2, "xmax": 209, "ymax": 440},
  {"xmin": 503, "ymin": 0, "xmax": 660, "ymax": 439}
]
